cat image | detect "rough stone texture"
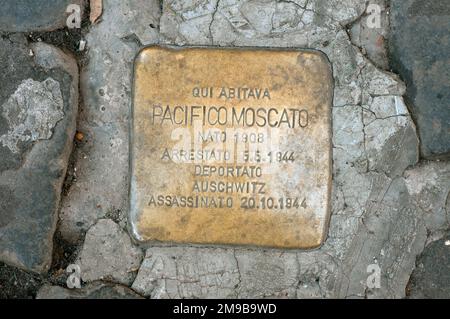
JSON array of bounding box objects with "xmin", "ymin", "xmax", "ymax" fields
[
  {"xmin": 234, "ymin": 250, "xmax": 300, "ymax": 298},
  {"xmin": 132, "ymin": 246, "xmax": 337, "ymax": 298},
  {"xmin": 132, "ymin": 247, "xmax": 328, "ymax": 299},
  {"xmin": 76, "ymin": 219, "xmax": 143, "ymax": 285},
  {"xmin": 36, "ymin": 282, "xmax": 143, "ymax": 299},
  {"xmin": 0, "ymin": 35, "xmax": 78, "ymax": 273},
  {"xmin": 59, "ymin": 0, "xmax": 161, "ymax": 243},
  {"xmin": 132, "ymin": 247, "xmax": 240, "ymax": 298},
  {"xmin": 127, "ymin": 0, "xmax": 450, "ymax": 299},
  {"xmin": 407, "ymin": 232, "xmax": 450, "ymax": 299},
  {"xmin": 349, "ymin": 0, "xmax": 389, "ymax": 69},
  {"xmin": 0, "ymin": 78, "xmax": 64, "ymax": 154},
  {"xmin": 403, "ymin": 162, "xmax": 450, "ymax": 240},
  {"xmin": 34, "ymin": 0, "xmax": 448, "ymax": 298},
  {"xmin": 389, "ymin": 0, "xmax": 450, "ymax": 159},
  {"xmin": 0, "ymin": 0, "xmax": 85, "ymax": 32}
]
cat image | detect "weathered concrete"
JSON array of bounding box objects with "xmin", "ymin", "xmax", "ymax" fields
[
  {"xmin": 59, "ymin": 0, "xmax": 161, "ymax": 243},
  {"xmin": 403, "ymin": 161, "xmax": 450, "ymax": 238},
  {"xmin": 41, "ymin": 0, "xmax": 449, "ymax": 299},
  {"xmin": 76, "ymin": 219, "xmax": 143, "ymax": 285},
  {"xmin": 349, "ymin": 0, "xmax": 389, "ymax": 69},
  {"xmin": 127, "ymin": 0, "xmax": 449, "ymax": 299},
  {"xmin": 0, "ymin": 35, "xmax": 78, "ymax": 273},
  {"xmin": 132, "ymin": 247, "xmax": 240, "ymax": 298}
]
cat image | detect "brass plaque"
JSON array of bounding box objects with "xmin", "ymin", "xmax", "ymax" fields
[{"xmin": 130, "ymin": 46, "xmax": 333, "ymax": 249}]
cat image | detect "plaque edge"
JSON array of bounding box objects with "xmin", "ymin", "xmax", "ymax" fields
[{"xmin": 128, "ymin": 45, "xmax": 335, "ymax": 250}]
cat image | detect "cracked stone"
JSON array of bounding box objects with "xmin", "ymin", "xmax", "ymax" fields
[
  {"xmin": 0, "ymin": 0, "xmax": 85, "ymax": 32},
  {"xmin": 132, "ymin": 247, "xmax": 338, "ymax": 298},
  {"xmin": 141, "ymin": 0, "xmax": 447, "ymax": 299},
  {"xmin": 160, "ymin": 0, "xmax": 365, "ymax": 47},
  {"xmin": 404, "ymin": 161, "xmax": 450, "ymax": 234},
  {"xmin": 32, "ymin": 0, "xmax": 449, "ymax": 299},
  {"xmin": 389, "ymin": 0, "xmax": 450, "ymax": 159},
  {"xmin": 36, "ymin": 282, "xmax": 143, "ymax": 299},
  {"xmin": 362, "ymin": 96, "xmax": 419, "ymax": 175},
  {"xmin": 333, "ymin": 161, "xmax": 450, "ymax": 298},
  {"xmin": 348, "ymin": 0, "xmax": 389, "ymax": 70},
  {"xmin": 234, "ymin": 250, "xmax": 299, "ymax": 298},
  {"xmin": 0, "ymin": 35, "xmax": 78, "ymax": 273},
  {"xmin": 334, "ymin": 176, "xmax": 428, "ymax": 298},
  {"xmin": 76, "ymin": 219, "xmax": 143, "ymax": 286},
  {"xmin": 132, "ymin": 247, "xmax": 240, "ymax": 298},
  {"xmin": 58, "ymin": 0, "xmax": 161, "ymax": 243}
]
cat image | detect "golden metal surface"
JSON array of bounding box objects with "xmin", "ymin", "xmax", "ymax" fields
[{"xmin": 130, "ymin": 46, "xmax": 333, "ymax": 249}]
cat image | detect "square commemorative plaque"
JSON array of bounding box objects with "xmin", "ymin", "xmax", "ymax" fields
[{"xmin": 130, "ymin": 46, "xmax": 333, "ymax": 249}]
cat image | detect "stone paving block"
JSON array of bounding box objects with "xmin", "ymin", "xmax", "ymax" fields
[
  {"xmin": 76, "ymin": 219, "xmax": 143, "ymax": 286},
  {"xmin": 0, "ymin": 35, "xmax": 78, "ymax": 273},
  {"xmin": 59, "ymin": 0, "xmax": 161, "ymax": 243},
  {"xmin": 389, "ymin": 0, "xmax": 450, "ymax": 158},
  {"xmin": 407, "ymin": 232, "xmax": 450, "ymax": 299},
  {"xmin": 0, "ymin": 0, "xmax": 442, "ymax": 300}
]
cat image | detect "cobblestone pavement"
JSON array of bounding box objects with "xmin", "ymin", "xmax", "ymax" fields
[{"xmin": 0, "ymin": 0, "xmax": 448, "ymax": 299}]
